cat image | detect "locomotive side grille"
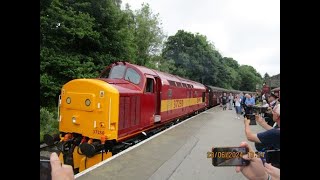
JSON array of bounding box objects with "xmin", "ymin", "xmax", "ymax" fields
[
  {"xmin": 131, "ymin": 96, "xmax": 141, "ymax": 126},
  {"xmin": 136, "ymin": 96, "xmax": 140, "ymax": 125},
  {"xmin": 119, "ymin": 96, "xmax": 140, "ymax": 130},
  {"xmin": 119, "ymin": 97, "xmax": 125, "ymax": 130},
  {"xmin": 130, "ymin": 96, "xmax": 136, "ymax": 126},
  {"xmin": 124, "ymin": 97, "xmax": 130, "ymax": 128}
]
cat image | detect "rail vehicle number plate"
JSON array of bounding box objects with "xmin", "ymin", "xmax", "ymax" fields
[
  {"xmin": 174, "ymin": 99, "xmax": 183, "ymax": 108},
  {"xmin": 93, "ymin": 130, "xmax": 104, "ymax": 135}
]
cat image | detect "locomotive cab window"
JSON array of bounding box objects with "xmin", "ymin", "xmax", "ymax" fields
[
  {"xmin": 109, "ymin": 65, "xmax": 126, "ymax": 79},
  {"xmin": 145, "ymin": 78, "xmax": 154, "ymax": 93},
  {"xmin": 125, "ymin": 68, "xmax": 141, "ymax": 84}
]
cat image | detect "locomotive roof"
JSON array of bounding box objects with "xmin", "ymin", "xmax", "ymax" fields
[
  {"xmin": 128, "ymin": 62, "xmax": 205, "ymax": 89},
  {"xmin": 207, "ymin": 85, "xmax": 254, "ymax": 94}
]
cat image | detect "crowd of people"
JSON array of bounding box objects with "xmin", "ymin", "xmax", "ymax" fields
[{"xmin": 220, "ymin": 91, "xmax": 280, "ymax": 179}]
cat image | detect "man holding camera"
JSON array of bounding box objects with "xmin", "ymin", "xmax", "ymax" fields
[
  {"xmin": 243, "ymin": 104, "xmax": 280, "ymax": 151},
  {"xmin": 264, "ymin": 93, "xmax": 279, "ymax": 127}
]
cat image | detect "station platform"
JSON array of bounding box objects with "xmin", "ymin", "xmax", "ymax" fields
[{"xmin": 76, "ymin": 106, "xmax": 265, "ymax": 180}]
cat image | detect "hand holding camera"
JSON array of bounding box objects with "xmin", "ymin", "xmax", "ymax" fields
[
  {"xmin": 244, "ymin": 117, "xmax": 250, "ymax": 125},
  {"xmin": 244, "ymin": 114, "xmax": 256, "ymax": 125},
  {"xmin": 40, "ymin": 153, "xmax": 74, "ymax": 180},
  {"xmin": 255, "ymin": 114, "xmax": 265, "ymax": 125},
  {"xmin": 233, "ymin": 142, "xmax": 280, "ymax": 180}
]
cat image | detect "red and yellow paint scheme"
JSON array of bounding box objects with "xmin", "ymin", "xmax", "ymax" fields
[{"xmin": 57, "ymin": 62, "xmax": 207, "ymax": 172}]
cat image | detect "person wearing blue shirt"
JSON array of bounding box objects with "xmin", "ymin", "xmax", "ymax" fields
[
  {"xmin": 244, "ymin": 104, "xmax": 280, "ymax": 150},
  {"xmin": 245, "ymin": 94, "xmax": 255, "ymax": 106},
  {"xmin": 244, "ymin": 94, "xmax": 254, "ymax": 115},
  {"xmin": 251, "ymin": 95, "xmax": 256, "ymax": 105}
]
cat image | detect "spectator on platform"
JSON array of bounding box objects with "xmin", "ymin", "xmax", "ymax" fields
[
  {"xmin": 264, "ymin": 93, "xmax": 279, "ymax": 126},
  {"xmin": 222, "ymin": 93, "xmax": 228, "ymax": 110},
  {"xmin": 240, "ymin": 93, "xmax": 246, "ymax": 115},
  {"xmin": 267, "ymin": 93, "xmax": 278, "ymax": 109},
  {"xmin": 252, "ymin": 94, "xmax": 257, "ymax": 104},
  {"xmin": 244, "ymin": 94, "xmax": 254, "ymax": 115},
  {"xmin": 228, "ymin": 93, "xmax": 234, "ymax": 110},
  {"xmin": 235, "ymin": 94, "xmax": 242, "ymax": 119},
  {"xmin": 244, "ymin": 104, "xmax": 280, "ymax": 151}
]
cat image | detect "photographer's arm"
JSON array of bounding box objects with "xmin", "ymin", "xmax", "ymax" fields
[
  {"xmin": 256, "ymin": 116, "xmax": 273, "ymax": 130},
  {"xmin": 244, "ymin": 118, "xmax": 261, "ymax": 143}
]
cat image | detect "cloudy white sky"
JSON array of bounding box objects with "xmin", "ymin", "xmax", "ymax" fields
[{"xmin": 122, "ymin": 0, "xmax": 280, "ymax": 77}]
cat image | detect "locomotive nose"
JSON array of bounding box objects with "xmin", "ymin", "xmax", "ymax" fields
[{"xmin": 59, "ymin": 79, "xmax": 119, "ymax": 140}]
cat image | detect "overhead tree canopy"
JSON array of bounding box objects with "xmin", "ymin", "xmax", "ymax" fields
[{"xmin": 40, "ymin": 0, "xmax": 264, "ymax": 107}]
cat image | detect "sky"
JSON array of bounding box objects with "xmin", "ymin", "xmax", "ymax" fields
[{"xmin": 121, "ymin": 0, "xmax": 280, "ymax": 77}]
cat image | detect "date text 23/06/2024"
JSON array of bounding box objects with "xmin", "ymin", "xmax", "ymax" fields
[{"xmin": 207, "ymin": 151, "xmax": 265, "ymax": 159}]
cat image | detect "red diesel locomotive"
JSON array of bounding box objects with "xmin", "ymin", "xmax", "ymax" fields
[{"xmin": 52, "ymin": 61, "xmax": 207, "ymax": 172}]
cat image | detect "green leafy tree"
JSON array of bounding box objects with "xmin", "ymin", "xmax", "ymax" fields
[
  {"xmin": 132, "ymin": 3, "xmax": 166, "ymax": 65},
  {"xmin": 220, "ymin": 57, "xmax": 242, "ymax": 89},
  {"xmin": 40, "ymin": 0, "xmax": 100, "ymax": 107},
  {"xmin": 162, "ymin": 30, "xmax": 220, "ymax": 85},
  {"xmin": 263, "ymin": 72, "xmax": 270, "ymax": 83},
  {"xmin": 238, "ymin": 65, "xmax": 263, "ymax": 91}
]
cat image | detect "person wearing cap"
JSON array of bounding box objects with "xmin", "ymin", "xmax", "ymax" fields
[
  {"xmin": 244, "ymin": 104, "xmax": 280, "ymax": 151},
  {"xmin": 263, "ymin": 93, "xmax": 279, "ymax": 126},
  {"xmin": 268, "ymin": 93, "xmax": 279, "ymax": 109}
]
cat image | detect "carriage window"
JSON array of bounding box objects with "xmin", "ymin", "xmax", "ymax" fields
[
  {"xmin": 109, "ymin": 65, "xmax": 126, "ymax": 79},
  {"xmin": 125, "ymin": 68, "xmax": 141, "ymax": 84},
  {"xmin": 146, "ymin": 78, "xmax": 154, "ymax": 93}
]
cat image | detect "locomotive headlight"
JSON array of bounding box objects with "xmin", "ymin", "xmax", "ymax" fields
[
  {"xmin": 72, "ymin": 117, "xmax": 76, "ymax": 123},
  {"xmin": 66, "ymin": 97, "xmax": 71, "ymax": 104},
  {"xmin": 85, "ymin": 99, "xmax": 91, "ymax": 106}
]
